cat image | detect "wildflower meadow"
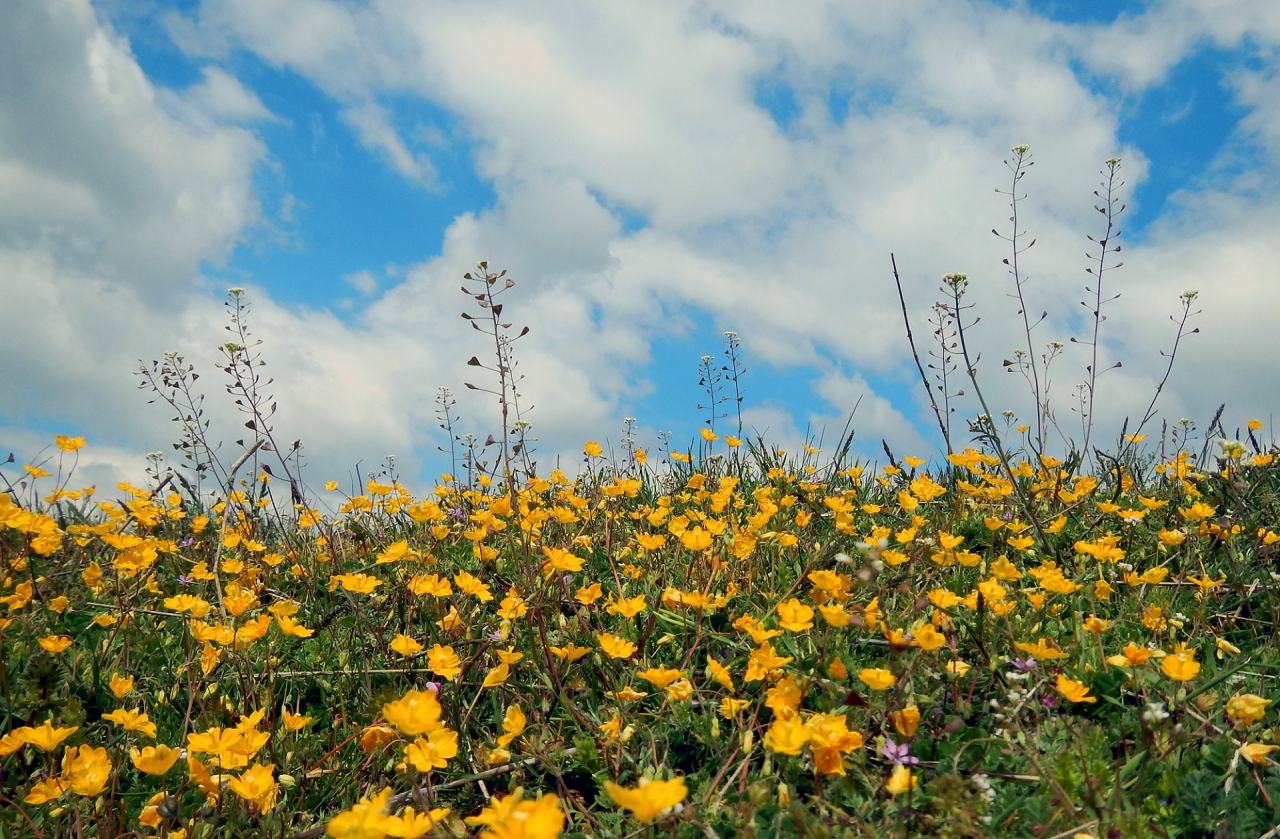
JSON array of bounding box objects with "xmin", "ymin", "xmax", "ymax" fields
[{"xmin": 5, "ymin": 154, "xmax": 1280, "ymax": 839}]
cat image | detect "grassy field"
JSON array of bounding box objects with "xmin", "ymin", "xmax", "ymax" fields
[{"xmin": 4, "ymin": 416, "xmax": 1280, "ymax": 838}]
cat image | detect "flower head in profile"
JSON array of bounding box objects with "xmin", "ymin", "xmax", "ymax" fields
[
  {"xmin": 1226, "ymin": 693, "xmax": 1271, "ymax": 727},
  {"xmin": 604, "ymin": 776, "xmax": 688, "ymax": 824},
  {"xmin": 21, "ymin": 720, "xmax": 79, "ymax": 752},
  {"xmin": 56, "ymin": 435, "xmax": 86, "ymax": 452},
  {"xmin": 598, "ymin": 633, "xmax": 637, "ymax": 659},
  {"xmin": 103, "ymin": 708, "xmax": 157, "ymax": 738},
  {"xmin": 858, "ymin": 668, "xmax": 896, "ymax": 691},
  {"xmin": 466, "ymin": 787, "xmax": 565, "ymax": 838},
  {"xmin": 1056, "ymin": 674, "xmax": 1097, "ymax": 703},
  {"xmin": 282, "ymin": 708, "xmax": 313, "ymax": 732},
  {"xmin": 24, "ymin": 777, "xmax": 67, "ymax": 805},
  {"xmin": 1240, "ymin": 743, "xmax": 1280, "ymax": 765},
  {"xmin": 131, "ymin": 744, "xmax": 182, "ymax": 775},
  {"xmin": 886, "ymin": 764, "xmax": 917, "ymax": 796}
]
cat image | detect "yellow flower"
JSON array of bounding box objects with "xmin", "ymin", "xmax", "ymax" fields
[
  {"xmin": 745, "ymin": 641, "xmax": 793, "ymax": 682},
  {"xmin": 382, "ymin": 689, "xmax": 444, "ymax": 736},
  {"xmin": 56, "ymin": 435, "xmax": 86, "ymax": 452},
  {"xmin": 389, "ymin": 635, "xmax": 424, "ymax": 657},
  {"xmin": 1015, "ymin": 639, "xmax": 1069, "ymax": 661},
  {"xmin": 858, "ymin": 668, "xmax": 896, "ymax": 691},
  {"xmin": 720, "ymin": 697, "xmax": 750, "ymax": 718},
  {"xmin": 389, "ymin": 805, "xmax": 452, "ymax": 838},
  {"xmin": 598, "ymin": 633, "xmax": 637, "ymax": 659},
  {"xmin": 817, "ymin": 603, "xmax": 851, "ymax": 627},
  {"xmin": 1056, "ymin": 675, "xmax": 1096, "ymax": 704},
  {"xmin": 109, "ymin": 673, "xmax": 134, "ymax": 699},
  {"xmin": 604, "ymin": 777, "xmax": 688, "ymax": 824},
  {"xmin": 680, "ymin": 528, "xmax": 713, "ymax": 551},
  {"xmin": 454, "ymin": 571, "xmax": 493, "ymax": 602},
  {"xmin": 102, "ymin": 708, "xmax": 157, "ymax": 738},
  {"xmin": 61, "ymin": 744, "xmax": 111, "ymax": 796},
  {"xmin": 911, "ymin": 624, "xmax": 945, "ymax": 652},
  {"xmin": 38, "ymin": 635, "xmax": 73, "ymax": 654},
  {"xmin": 227, "ymin": 762, "xmax": 278, "ymax": 812},
  {"xmin": 666, "ymin": 679, "xmax": 694, "ymax": 701},
  {"xmin": 1161, "ymin": 645, "xmax": 1201, "ymax": 682},
  {"xmin": 404, "ymin": 728, "xmax": 459, "ymax": 772},
  {"xmin": 164, "ymin": 594, "xmax": 213, "ymax": 618},
  {"xmin": 327, "ymin": 786, "xmax": 395, "ymax": 839},
  {"xmin": 549, "ymin": 643, "xmax": 591, "ymax": 662},
  {"xmin": 584, "ymin": 441, "xmax": 603, "ymax": 457},
  {"xmin": 131, "ymin": 744, "xmax": 181, "ymax": 775},
  {"xmin": 776, "ymin": 598, "xmax": 814, "ymax": 632},
  {"xmin": 427, "ymin": 645, "xmax": 462, "ymax": 681},
  {"xmin": 330, "ymin": 573, "xmax": 382, "ymax": 594},
  {"xmin": 1179, "ymin": 501, "xmax": 1216, "ymax": 522},
  {"xmin": 466, "ymin": 787, "xmax": 565, "ymax": 838},
  {"xmin": 1082, "ymin": 616, "xmax": 1110, "ymax": 634},
  {"xmin": 946, "ymin": 660, "xmax": 972, "ymax": 677},
  {"xmin": 496, "ymin": 705, "xmax": 527, "ymax": 748},
  {"xmin": 283, "ymin": 709, "xmax": 312, "ymax": 732},
  {"xmin": 21, "ymin": 720, "xmax": 79, "ymax": 752},
  {"xmin": 892, "ymin": 705, "xmax": 921, "ymax": 738},
  {"xmin": 828, "ymin": 657, "xmax": 848, "ymax": 680},
  {"xmin": 1239, "ymin": 743, "xmax": 1280, "ymax": 765},
  {"xmin": 542, "ymin": 546, "xmax": 584, "ymax": 575},
  {"xmin": 277, "ymin": 615, "xmax": 315, "ymax": 637},
  {"xmin": 24, "ymin": 777, "xmax": 67, "ymax": 805},
  {"xmin": 575, "ymin": 583, "xmax": 603, "ymax": 605},
  {"xmin": 1226, "ymin": 693, "xmax": 1271, "ymax": 726},
  {"xmin": 885, "ymin": 765, "xmax": 917, "ymax": 796},
  {"xmin": 360, "ymin": 725, "xmax": 397, "ymax": 754},
  {"xmin": 407, "ymin": 574, "xmax": 452, "ymax": 597},
  {"xmin": 705, "ymin": 657, "xmax": 736, "ymax": 690},
  {"xmin": 607, "ymin": 594, "xmax": 648, "ymax": 618},
  {"xmin": 763, "ymin": 714, "xmax": 810, "ymax": 755},
  {"xmin": 638, "ymin": 667, "xmax": 684, "ymax": 688},
  {"xmin": 436, "ymin": 606, "xmax": 462, "ymax": 630}
]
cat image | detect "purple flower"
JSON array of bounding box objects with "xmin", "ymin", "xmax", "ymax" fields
[
  {"xmin": 177, "ymin": 575, "xmax": 195, "ymax": 585},
  {"xmin": 450, "ymin": 507, "xmax": 467, "ymax": 520},
  {"xmin": 880, "ymin": 738, "xmax": 919, "ymax": 766},
  {"xmin": 1042, "ymin": 694, "xmax": 1059, "ymax": 710},
  {"xmin": 1012, "ymin": 656, "xmax": 1037, "ymax": 671},
  {"xmin": 424, "ymin": 682, "xmax": 441, "ymax": 694},
  {"xmin": 178, "ymin": 536, "xmax": 195, "ymax": 548}
]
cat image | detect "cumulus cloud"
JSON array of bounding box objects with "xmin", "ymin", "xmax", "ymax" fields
[{"xmin": 6, "ymin": 0, "xmax": 1280, "ymax": 496}]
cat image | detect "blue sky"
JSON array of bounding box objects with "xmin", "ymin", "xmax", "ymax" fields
[{"xmin": 3, "ymin": 0, "xmax": 1280, "ymax": 490}]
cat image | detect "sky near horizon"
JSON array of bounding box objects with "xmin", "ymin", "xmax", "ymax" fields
[{"xmin": 3, "ymin": 0, "xmax": 1280, "ymax": 493}]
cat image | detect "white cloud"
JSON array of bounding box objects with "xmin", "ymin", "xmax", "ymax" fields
[
  {"xmin": 344, "ymin": 269, "xmax": 378, "ymax": 296},
  {"xmin": 340, "ymin": 101, "xmax": 435, "ymax": 187},
  {"xmin": 8, "ymin": 0, "xmax": 1280, "ymax": 496},
  {"xmin": 177, "ymin": 65, "xmax": 280, "ymax": 124}
]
